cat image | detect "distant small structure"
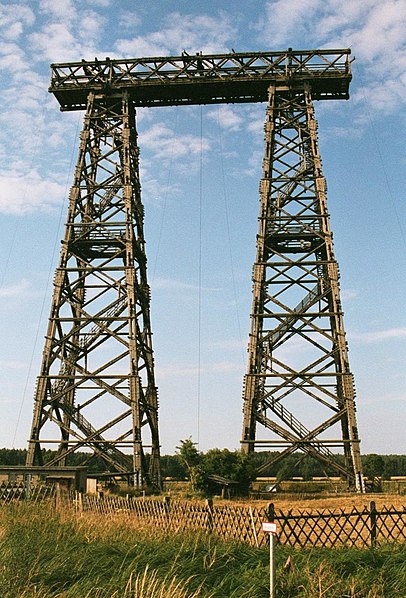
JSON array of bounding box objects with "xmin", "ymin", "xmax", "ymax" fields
[{"xmin": 0, "ymin": 466, "xmax": 87, "ymax": 493}]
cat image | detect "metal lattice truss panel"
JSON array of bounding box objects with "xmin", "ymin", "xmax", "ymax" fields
[
  {"xmin": 27, "ymin": 93, "xmax": 160, "ymax": 489},
  {"xmin": 241, "ymin": 85, "xmax": 364, "ymax": 491},
  {"xmin": 49, "ymin": 49, "xmax": 351, "ymax": 110}
]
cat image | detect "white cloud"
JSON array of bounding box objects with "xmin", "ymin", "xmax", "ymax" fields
[
  {"xmin": 247, "ymin": 105, "xmax": 266, "ymax": 136},
  {"xmin": 140, "ymin": 123, "xmax": 210, "ymax": 162},
  {"xmin": 259, "ymin": 0, "xmax": 406, "ymax": 116},
  {"xmin": 29, "ymin": 4, "xmax": 109, "ymax": 62},
  {"xmin": 118, "ymin": 10, "xmax": 142, "ymax": 31},
  {"xmin": 0, "ymin": 359, "xmax": 27, "ymax": 370},
  {"xmin": 116, "ymin": 11, "xmax": 236, "ymax": 57},
  {"xmin": 0, "ymin": 279, "xmax": 31, "ymax": 298},
  {"xmin": 352, "ymin": 327, "xmax": 406, "ymax": 343},
  {"xmin": 157, "ymin": 360, "xmax": 241, "ymax": 379},
  {"xmin": 0, "ymin": 41, "xmax": 27, "ymax": 72},
  {"xmin": 78, "ymin": 11, "xmax": 107, "ymax": 45},
  {"xmin": 87, "ymin": 0, "xmax": 112, "ymax": 6},
  {"xmin": 337, "ymin": 1, "xmax": 406, "ymax": 62},
  {"xmin": 0, "ymin": 3, "xmax": 35, "ymax": 38},
  {"xmin": 207, "ymin": 105, "xmax": 243, "ymax": 131},
  {"xmin": 39, "ymin": 0, "xmax": 77, "ymax": 22},
  {"xmin": 152, "ymin": 277, "xmax": 219, "ymax": 293},
  {"xmin": 259, "ymin": 0, "xmax": 322, "ymax": 47},
  {"xmin": 0, "ymin": 170, "xmax": 65, "ymax": 214},
  {"xmin": 29, "ymin": 23, "xmax": 86, "ymax": 62},
  {"xmin": 341, "ymin": 288, "xmax": 359, "ymax": 301}
]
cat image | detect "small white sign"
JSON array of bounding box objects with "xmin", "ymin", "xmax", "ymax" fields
[{"xmin": 262, "ymin": 521, "xmax": 277, "ymax": 534}]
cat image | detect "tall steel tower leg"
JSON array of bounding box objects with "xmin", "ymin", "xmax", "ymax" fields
[
  {"xmin": 26, "ymin": 92, "xmax": 161, "ymax": 490},
  {"xmin": 241, "ymin": 85, "xmax": 364, "ymax": 492}
]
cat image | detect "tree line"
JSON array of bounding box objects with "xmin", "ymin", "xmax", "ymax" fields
[{"xmin": 1, "ymin": 446, "xmax": 405, "ymax": 484}]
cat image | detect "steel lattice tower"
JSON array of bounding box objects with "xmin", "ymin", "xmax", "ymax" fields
[
  {"xmin": 26, "ymin": 49, "xmax": 363, "ymax": 491},
  {"xmin": 241, "ymin": 85, "xmax": 364, "ymax": 492},
  {"xmin": 27, "ymin": 92, "xmax": 160, "ymax": 489}
]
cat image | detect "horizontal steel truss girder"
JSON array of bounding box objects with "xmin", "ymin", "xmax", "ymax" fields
[
  {"xmin": 49, "ymin": 49, "xmax": 352, "ymax": 110},
  {"xmin": 26, "ymin": 92, "xmax": 161, "ymax": 489},
  {"xmin": 241, "ymin": 86, "xmax": 364, "ymax": 492}
]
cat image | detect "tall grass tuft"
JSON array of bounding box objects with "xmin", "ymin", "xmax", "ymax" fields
[{"xmin": 0, "ymin": 503, "xmax": 405, "ymax": 597}]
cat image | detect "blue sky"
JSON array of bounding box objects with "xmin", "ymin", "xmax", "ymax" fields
[{"xmin": 0, "ymin": 0, "xmax": 405, "ymax": 456}]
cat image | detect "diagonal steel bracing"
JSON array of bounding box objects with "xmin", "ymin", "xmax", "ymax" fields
[
  {"xmin": 26, "ymin": 92, "xmax": 160, "ymax": 489},
  {"xmin": 25, "ymin": 48, "xmax": 363, "ymax": 492},
  {"xmin": 241, "ymin": 85, "xmax": 364, "ymax": 492}
]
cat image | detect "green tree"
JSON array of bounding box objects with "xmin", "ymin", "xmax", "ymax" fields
[
  {"xmin": 363, "ymin": 454, "xmax": 385, "ymax": 479},
  {"xmin": 176, "ymin": 438, "xmax": 201, "ymax": 491},
  {"xmin": 198, "ymin": 448, "xmax": 256, "ymax": 496},
  {"xmin": 160, "ymin": 454, "xmax": 187, "ymax": 479}
]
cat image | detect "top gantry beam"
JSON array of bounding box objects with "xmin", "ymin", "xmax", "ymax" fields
[{"xmin": 50, "ymin": 48, "xmax": 352, "ymax": 111}]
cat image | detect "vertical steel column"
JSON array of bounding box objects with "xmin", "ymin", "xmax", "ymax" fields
[
  {"xmin": 241, "ymin": 85, "xmax": 364, "ymax": 491},
  {"xmin": 26, "ymin": 92, "xmax": 161, "ymax": 490}
]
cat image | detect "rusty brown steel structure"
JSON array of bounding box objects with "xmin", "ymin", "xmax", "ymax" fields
[
  {"xmin": 240, "ymin": 84, "xmax": 364, "ymax": 492},
  {"xmin": 26, "ymin": 49, "xmax": 363, "ymax": 491},
  {"xmin": 26, "ymin": 92, "xmax": 161, "ymax": 489}
]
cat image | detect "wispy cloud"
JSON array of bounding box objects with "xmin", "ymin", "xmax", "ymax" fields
[
  {"xmin": 0, "ymin": 359, "xmax": 27, "ymax": 370},
  {"xmin": 0, "ymin": 4, "xmax": 35, "ymax": 41},
  {"xmin": 152, "ymin": 277, "xmax": 220, "ymax": 293},
  {"xmin": 158, "ymin": 360, "xmax": 242, "ymax": 379},
  {"xmin": 0, "ymin": 279, "xmax": 31, "ymax": 298},
  {"xmin": 341, "ymin": 288, "xmax": 359, "ymax": 301},
  {"xmin": 38, "ymin": 0, "xmax": 77, "ymax": 22},
  {"xmin": 259, "ymin": 0, "xmax": 406, "ymax": 116},
  {"xmin": 207, "ymin": 105, "xmax": 243, "ymax": 131},
  {"xmin": 0, "ymin": 170, "xmax": 65, "ymax": 214},
  {"xmin": 115, "ymin": 12, "xmax": 237, "ymax": 56},
  {"xmin": 352, "ymin": 327, "xmax": 406, "ymax": 343},
  {"xmin": 140, "ymin": 122, "xmax": 210, "ymax": 162}
]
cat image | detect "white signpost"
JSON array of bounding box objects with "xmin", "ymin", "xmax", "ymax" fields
[{"xmin": 262, "ymin": 522, "xmax": 277, "ymax": 598}]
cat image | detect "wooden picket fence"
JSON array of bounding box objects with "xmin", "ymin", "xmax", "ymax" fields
[
  {"xmin": 0, "ymin": 480, "xmax": 55, "ymax": 504},
  {"xmin": 69, "ymin": 494, "xmax": 405, "ymax": 549},
  {"xmin": 1, "ymin": 483, "xmax": 404, "ymax": 548}
]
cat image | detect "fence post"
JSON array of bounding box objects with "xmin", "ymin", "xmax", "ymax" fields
[
  {"xmin": 369, "ymin": 501, "xmax": 377, "ymax": 547},
  {"xmin": 267, "ymin": 502, "xmax": 275, "ymax": 522},
  {"xmin": 206, "ymin": 498, "xmax": 213, "ymax": 534},
  {"xmin": 164, "ymin": 495, "xmax": 171, "ymax": 527},
  {"xmin": 54, "ymin": 482, "xmax": 61, "ymax": 510},
  {"xmin": 24, "ymin": 474, "xmax": 32, "ymax": 501},
  {"xmin": 78, "ymin": 491, "xmax": 84, "ymax": 515}
]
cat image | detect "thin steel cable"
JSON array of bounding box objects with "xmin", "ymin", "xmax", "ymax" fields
[
  {"xmin": 12, "ymin": 113, "xmax": 82, "ymax": 448},
  {"xmin": 215, "ymin": 105, "xmax": 246, "ymax": 365},
  {"xmin": 354, "ymin": 62, "xmax": 406, "ymax": 251},
  {"xmin": 197, "ymin": 106, "xmax": 203, "ymax": 449},
  {"xmin": 0, "ymin": 102, "xmax": 48, "ymax": 292},
  {"xmin": 151, "ymin": 108, "xmax": 179, "ymax": 283}
]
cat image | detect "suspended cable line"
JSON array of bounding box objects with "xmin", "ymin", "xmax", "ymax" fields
[
  {"xmin": 151, "ymin": 108, "xmax": 179, "ymax": 283},
  {"xmin": 12, "ymin": 113, "xmax": 82, "ymax": 448},
  {"xmin": 354, "ymin": 62, "xmax": 406, "ymax": 252},
  {"xmin": 215, "ymin": 105, "xmax": 247, "ymax": 366},
  {"xmin": 0, "ymin": 101, "xmax": 48, "ymax": 293},
  {"xmin": 196, "ymin": 105, "xmax": 203, "ymax": 450}
]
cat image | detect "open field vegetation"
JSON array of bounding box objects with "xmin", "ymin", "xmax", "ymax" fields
[
  {"xmin": 0, "ymin": 504, "xmax": 405, "ymax": 597},
  {"xmin": 231, "ymin": 493, "xmax": 406, "ymax": 512},
  {"xmin": 2, "ymin": 448, "xmax": 406, "ymax": 481}
]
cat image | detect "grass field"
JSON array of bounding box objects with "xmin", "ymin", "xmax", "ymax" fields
[
  {"xmin": 232, "ymin": 492, "xmax": 406, "ymax": 512},
  {"xmin": 0, "ymin": 503, "xmax": 405, "ymax": 597}
]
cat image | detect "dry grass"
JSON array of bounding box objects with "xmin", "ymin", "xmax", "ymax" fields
[
  {"xmin": 228, "ymin": 493, "xmax": 405, "ymax": 513},
  {"xmin": 0, "ymin": 504, "xmax": 405, "ymax": 597}
]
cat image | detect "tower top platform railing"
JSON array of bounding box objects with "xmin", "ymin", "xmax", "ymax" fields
[{"xmin": 49, "ymin": 48, "xmax": 352, "ymax": 110}]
